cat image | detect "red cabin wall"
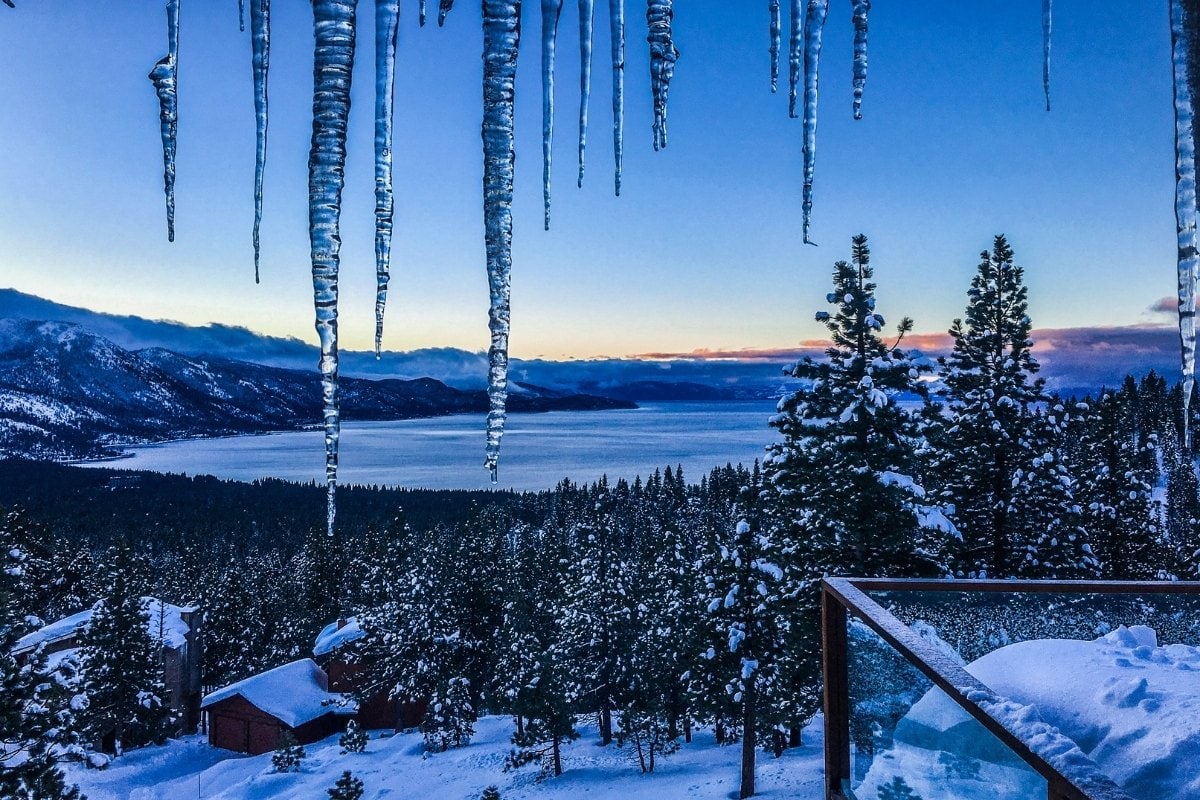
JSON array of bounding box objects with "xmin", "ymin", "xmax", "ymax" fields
[{"xmin": 205, "ymin": 695, "xmax": 344, "ymax": 755}]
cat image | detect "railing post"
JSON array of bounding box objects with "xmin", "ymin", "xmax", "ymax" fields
[{"xmin": 822, "ymin": 583, "xmax": 851, "ymax": 799}]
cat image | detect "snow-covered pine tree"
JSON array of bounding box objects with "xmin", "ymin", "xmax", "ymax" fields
[
  {"xmin": 766, "ymin": 234, "xmax": 952, "ymax": 582},
  {"xmin": 76, "ymin": 540, "xmax": 172, "ymax": 756},
  {"xmin": 1008, "ymin": 401, "xmax": 1100, "ymax": 579},
  {"xmin": 423, "ymin": 676, "xmax": 475, "ymax": 751},
  {"xmin": 480, "ymin": 787, "xmax": 501, "ymax": 800},
  {"xmin": 926, "ymin": 235, "xmax": 1048, "ymax": 578},
  {"xmin": 499, "ymin": 526, "xmax": 578, "ymax": 778},
  {"xmin": 1076, "ymin": 387, "xmax": 1163, "ymax": 578},
  {"xmin": 339, "ymin": 718, "xmax": 367, "ymax": 753},
  {"xmin": 271, "ymin": 729, "xmax": 304, "ymax": 772},
  {"xmin": 202, "ymin": 566, "xmax": 266, "ymax": 688},
  {"xmin": 694, "ymin": 482, "xmax": 813, "ymax": 800},
  {"xmin": 327, "ymin": 770, "xmax": 364, "ymax": 800},
  {"xmin": 0, "ymin": 519, "xmax": 82, "ymax": 799},
  {"xmin": 560, "ymin": 477, "xmax": 635, "ymax": 746}
]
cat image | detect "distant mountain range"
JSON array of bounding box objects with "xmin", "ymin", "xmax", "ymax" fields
[
  {"xmin": 0, "ymin": 289, "xmax": 791, "ymax": 400},
  {"xmin": 0, "ymin": 319, "xmax": 633, "ymax": 461}
]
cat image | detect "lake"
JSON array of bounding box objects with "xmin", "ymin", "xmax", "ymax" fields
[{"xmin": 80, "ymin": 402, "xmax": 782, "ymax": 491}]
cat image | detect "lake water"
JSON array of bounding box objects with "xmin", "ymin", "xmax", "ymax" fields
[{"xmin": 81, "ymin": 402, "xmax": 782, "ymax": 491}]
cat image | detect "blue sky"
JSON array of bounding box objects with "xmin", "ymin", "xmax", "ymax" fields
[{"xmin": 0, "ymin": 1, "xmax": 1181, "ymax": 361}]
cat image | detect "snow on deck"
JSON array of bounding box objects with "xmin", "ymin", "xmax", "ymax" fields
[
  {"xmin": 63, "ymin": 716, "xmax": 825, "ymax": 800},
  {"xmin": 14, "ymin": 597, "xmax": 195, "ymax": 653},
  {"xmin": 312, "ymin": 617, "xmax": 364, "ymax": 657},
  {"xmin": 201, "ymin": 659, "xmax": 356, "ymax": 728},
  {"xmin": 858, "ymin": 625, "xmax": 1200, "ymax": 799}
]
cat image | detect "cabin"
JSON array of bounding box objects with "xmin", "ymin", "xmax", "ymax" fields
[
  {"xmin": 14, "ymin": 597, "xmax": 204, "ymax": 734},
  {"xmin": 201, "ymin": 658, "xmax": 357, "ymax": 755},
  {"xmin": 312, "ymin": 616, "xmax": 427, "ymax": 731}
]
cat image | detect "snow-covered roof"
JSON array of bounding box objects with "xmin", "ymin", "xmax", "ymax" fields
[
  {"xmin": 201, "ymin": 659, "xmax": 357, "ymax": 728},
  {"xmin": 313, "ymin": 616, "xmax": 364, "ymax": 657},
  {"xmin": 14, "ymin": 597, "xmax": 196, "ymax": 654}
]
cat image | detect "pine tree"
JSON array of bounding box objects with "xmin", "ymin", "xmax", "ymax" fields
[
  {"xmin": 423, "ymin": 677, "xmax": 475, "ymax": 752},
  {"xmin": 877, "ymin": 775, "xmax": 922, "ymax": 800},
  {"xmin": 1076, "ymin": 388, "xmax": 1161, "ymax": 578},
  {"xmin": 480, "ymin": 787, "xmax": 501, "ymax": 800},
  {"xmin": 76, "ymin": 540, "xmax": 172, "ymax": 755},
  {"xmin": 328, "ymin": 770, "xmax": 364, "ymax": 800},
  {"xmin": 0, "ymin": 520, "xmax": 82, "ymax": 800},
  {"xmin": 339, "ymin": 719, "xmax": 367, "ymax": 754},
  {"xmin": 928, "ymin": 235, "xmax": 1049, "ymax": 578},
  {"xmin": 271, "ymin": 729, "xmax": 304, "ymax": 773}
]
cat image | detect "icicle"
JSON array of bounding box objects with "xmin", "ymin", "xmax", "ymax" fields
[
  {"xmin": 238, "ymin": 0, "xmax": 245, "ymax": 31},
  {"xmin": 787, "ymin": 0, "xmax": 801, "ymax": 118},
  {"xmin": 1171, "ymin": 0, "xmax": 1199, "ymax": 445},
  {"xmin": 309, "ymin": 0, "xmax": 358, "ymax": 534},
  {"xmin": 374, "ymin": 0, "xmax": 400, "ymax": 355},
  {"xmin": 251, "ymin": 0, "xmax": 270, "ymax": 284},
  {"xmin": 541, "ymin": 0, "xmax": 564, "ymax": 229},
  {"xmin": 1041, "ymin": 0, "xmax": 1051, "ymax": 112},
  {"xmin": 438, "ymin": 0, "xmax": 454, "ymax": 25},
  {"xmin": 578, "ymin": 0, "xmax": 595, "ymax": 186},
  {"xmin": 851, "ymin": 0, "xmax": 868, "ymax": 119},
  {"xmin": 419, "ymin": 0, "xmax": 427, "ymax": 26},
  {"xmin": 1, "ymin": 1, "xmax": 15, "ymax": 8},
  {"xmin": 800, "ymin": 0, "xmax": 827, "ymax": 245},
  {"xmin": 148, "ymin": 0, "xmax": 180, "ymax": 243},
  {"xmin": 482, "ymin": 0, "xmax": 521, "ymax": 481},
  {"xmin": 609, "ymin": 0, "xmax": 624, "ymax": 195},
  {"xmin": 768, "ymin": 0, "xmax": 780, "ymax": 93},
  {"xmin": 646, "ymin": 0, "xmax": 678, "ymax": 151}
]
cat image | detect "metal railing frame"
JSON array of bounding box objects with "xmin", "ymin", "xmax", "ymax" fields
[{"xmin": 821, "ymin": 578, "xmax": 1200, "ymax": 800}]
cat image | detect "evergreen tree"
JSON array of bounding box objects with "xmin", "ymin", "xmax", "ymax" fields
[
  {"xmin": 1076, "ymin": 389, "xmax": 1161, "ymax": 578},
  {"xmin": 339, "ymin": 719, "xmax": 367, "ymax": 754},
  {"xmin": 423, "ymin": 677, "xmax": 475, "ymax": 752},
  {"xmin": 767, "ymin": 234, "xmax": 951, "ymax": 581},
  {"xmin": 328, "ymin": 770, "xmax": 364, "ymax": 800},
  {"xmin": 928, "ymin": 235, "xmax": 1048, "ymax": 578},
  {"xmin": 480, "ymin": 787, "xmax": 501, "ymax": 800},
  {"xmin": 877, "ymin": 776, "xmax": 922, "ymax": 800},
  {"xmin": 0, "ymin": 520, "xmax": 82, "ymax": 800},
  {"xmin": 76, "ymin": 541, "xmax": 172, "ymax": 755},
  {"xmin": 271, "ymin": 730, "xmax": 304, "ymax": 773}
]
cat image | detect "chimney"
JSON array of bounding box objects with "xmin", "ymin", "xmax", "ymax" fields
[{"xmin": 336, "ymin": 618, "xmax": 348, "ymax": 630}]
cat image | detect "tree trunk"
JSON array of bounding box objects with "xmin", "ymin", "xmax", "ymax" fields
[
  {"xmin": 740, "ymin": 682, "xmax": 756, "ymax": 798},
  {"xmin": 789, "ymin": 725, "xmax": 801, "ymax": 748},
  {"xmin": 552, "ymin": 737, "xmax": 562, "ymax": 776},
  {"xmin": 599, "ymin": 705, "xmax": 613, "ymax": 746},
  {"xmin": 515, "ymin": 713, "xmax": 524, "ymax": 739},
  {"xmin": 715, "ymin": 721, "xmax": 725, "ymax": 746},
  {"xmin": 772, "ymin": 729, "xmax": 784, "ymax": 758},
  {"xmin": 684, "ymin": 716, "xmax": 692, "ymax": 743}
]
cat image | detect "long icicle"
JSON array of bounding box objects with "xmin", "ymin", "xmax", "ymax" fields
[
  {"xmin": 609, "ymin": 0, "xmax": 624, "ymax": 195},
  {"xmin": 542, "ymin": 0, "xmax": 564, "ymax": 229},
  {"xmin": 578, "ymin": 0, "xmax": 595, "ymax": 186},
  {"xmin": 374, "ymin": 0, "xmax": 400, "ymax": 355},
  {"xmin": 1171, "ymin": 0, "xmax": 1199, "ymax": 446},
  {"xmin": 768, "ymin": 0, "xmax": 780, "ymax": 92},
  {"xmin": 419, "ymin": 0, "xmax": 427, "ymax": 26},
  {"xmin": 851, "ymin": 0, "xmax": 868, "ymax": 119},
  {"xmin": 148, "ymin": 0, "xmax": 180, "ymax": 242},
  {"xmin": 438, "ymin": 0, "xmax": 454, "ymax": 25},
  {"xmin": 787, "ymin": 0, "xmax": 801, "ymax": 117},
  {"xmin": 646, "ymin": 0, "xmax": 678, "ymax": 151},
  {"xmin": 251, "ymin": 0, "xmax": 270, "ymax": 283},
  {"xmin": 310, "ymin": 0, "xmax": 358, "ymax": 535},
  {"xmin": 483, "ymin": 0, "xmax": 522, "ymax": 481},
  {"xmin": 800, "ymin": 0, "xmax": 827, "ymax": 244},
  {"xmin": 238, "ymin": 0, "xmax": 245, "ymax": 30},
  {"xmin": 1042, "ymin": 0, "xmax": 1052, "ymax": 111}
]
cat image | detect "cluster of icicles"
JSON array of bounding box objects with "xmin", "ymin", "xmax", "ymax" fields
[{"xmin": 10, "ymin": 0, "xmax": 1200, "ymax": 531}]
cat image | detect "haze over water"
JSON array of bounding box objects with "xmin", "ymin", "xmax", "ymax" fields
[{"xmin": 83, "ymin": 402, "xmax": 779, "ymax": 491}]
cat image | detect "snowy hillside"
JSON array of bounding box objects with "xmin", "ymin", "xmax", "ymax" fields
[{"xmin": 63, "ymin": 717, "xmax": 825, "ymax": 800}]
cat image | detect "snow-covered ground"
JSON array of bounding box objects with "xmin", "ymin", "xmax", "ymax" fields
[{"xmin": 63, "ymin": 716, "xmax": 826, "ymax": 800}]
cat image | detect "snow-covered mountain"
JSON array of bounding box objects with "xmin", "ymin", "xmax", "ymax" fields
[{"xmin": 0, "ymin": 319, "xmax": 632, "ymax": 461}]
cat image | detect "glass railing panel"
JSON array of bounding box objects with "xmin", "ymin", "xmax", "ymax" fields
[{"xmin": 846, "ymin": 618, "xmax": 1048, "ymax": 800}]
